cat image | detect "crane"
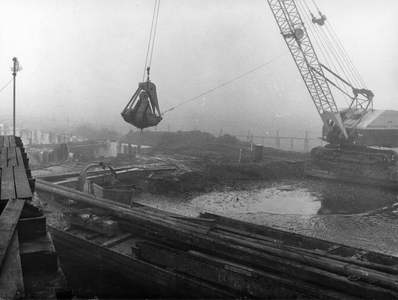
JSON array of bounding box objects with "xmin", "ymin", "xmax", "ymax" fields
[{"xmin": 266, "ymin": 0, "xmax": 398, "ymax": 188}]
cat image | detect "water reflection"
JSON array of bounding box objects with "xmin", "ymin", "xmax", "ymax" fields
[
  {"xmin": 135, "ymin": 178, "xmax": 398, "ymax": 256},
  {"xmin": 189, "ymin": 179, "xmax": 398, "ymax": 256},
  {"xmin": 190, "ymin": 185, "xmax": 321, "ymax": 215}
]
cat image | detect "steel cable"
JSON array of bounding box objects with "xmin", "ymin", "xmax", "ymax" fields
[
  {"xmin": 0, "ymin": 79, "xmax": 13, "ymax": 94},
  {"xmin": 143, "ymin": 0, "xmax": 161, "ymax": 81},
  {"xmin": 161, "ymin": 52, "xmax": 289, "ymax": 115}
]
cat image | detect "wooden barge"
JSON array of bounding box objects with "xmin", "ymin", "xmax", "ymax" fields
[
  {"xmin": 0, "ymin": 135, "xmax": 69, "ymax": 299},
  {"xmin": 35, "ymin": 170, "xmax": 398, "ymax": 300}
]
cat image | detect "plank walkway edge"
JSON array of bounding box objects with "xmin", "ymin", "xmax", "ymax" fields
[{"xmin": 0, "ymin": 135, "xmax": 69, "ymax": 298}]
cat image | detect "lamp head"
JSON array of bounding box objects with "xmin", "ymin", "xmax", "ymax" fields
[{"xmin": 11, "ymin": 57, "xmax": 22, "ymax": 73}]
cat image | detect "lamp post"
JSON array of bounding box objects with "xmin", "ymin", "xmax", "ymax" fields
[{"xmin": 11, "ymin": 57, "xmax": 22, "ymax": 137}]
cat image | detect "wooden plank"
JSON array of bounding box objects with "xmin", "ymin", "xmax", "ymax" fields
[
  {"xmin": 3, "ymin": 137, "xmax": 10, "ymax": 147},
  {"xmin": 0, "ymin": 231, "xmax": 25, "ymax": 299},
  {"xmin": 14, "ymin": 166, "xmax": 32, "ymax": 199},
  {"xmin": 137, "ymin": 241, "xmax": 358, "ymax": 300},
  {"xmin": 28, "ymin": 178, "xmax": 36, "ymax": 192},
  {"xmin": 214, "ymin": 224, "xmax": 284, "ymax": 244},
  {"xmin": 0, "ymin": 199, "xmax": 25, "ymax": 269},
  {"xmin": 171, "ymin": 216, "xmax": 217, "ymax": 227},
  {"xmin": 0, "ymin": 148, "xmax": 7, "ymax": 167},
  {"xmin": 7, "ymin": 148, "xmax": 17, "ymax": 167},
  {"xmin": 15, "ymin": 148, "xmax": 24, "ymax": 167},
  {"xmin": 0, "ymin": 167, "xmax": 16, "ymax": 200},
  {"xmin": 14, "ymin": 137, "xmax": 21, "ymax": 147},
  {"xmin": 25, "ymin": 168, "xmax": 32, "ymax": 179},
  {"xmin": 8, "ymin": 136, "xmax": 16, "ymax": 147},
  {"xmin": 102, "ymin": 233, "xmax": 134, "ymax": 248},
  {"xmin": 16, "ymin": 147, "xmax": 29, "ymax": 169},
  {"xmin": 120, "ymin": 220, "xmax": 398, "ymax": 299},
  {"xmin": 0, "ymin": 136, "xmax": 4, "ymax": 148},
  {"xmin": 201, "ymin": 213, "xmax": 398, "ymax": 266},
  {"xmin": 19, "ymin": 232, "xmax": 58, "ymax": 272},
  {"xmin": 48, "ymin": 225, "xmax": 242, "ymax": 299},
  {"xmin": 17, "ymin": 216, "xmax": 47, "ymax": 238}
]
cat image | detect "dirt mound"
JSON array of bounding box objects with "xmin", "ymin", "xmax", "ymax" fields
[
  {"xmin": 119, "ymin": 130, "xmax": 308, "ymax": 197},
  {"xmin": 122, "ymin": 130, "xmax": 309, "ymax": 163},
  {"xmin": 122, "ymin": 130, "xmax": 242, "ymax": 149}
]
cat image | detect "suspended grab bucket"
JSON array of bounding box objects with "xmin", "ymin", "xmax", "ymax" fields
[{"xmin": 121, "ymin": 81, "xmax": 162, "ymax": 129}]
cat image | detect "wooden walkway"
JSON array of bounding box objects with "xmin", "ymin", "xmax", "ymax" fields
[{"xmin": 0, "ymin": 135, "xmax": 69, "ymax": 299}]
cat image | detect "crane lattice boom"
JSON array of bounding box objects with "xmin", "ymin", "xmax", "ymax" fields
[{"xmin": 267, "ymin": 0, "xmax": 348, "ymax": 139}]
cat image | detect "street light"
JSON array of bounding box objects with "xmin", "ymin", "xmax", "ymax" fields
[{"xmin": 11, "ymin": 57, "xmax": 22, "ymax": 137}]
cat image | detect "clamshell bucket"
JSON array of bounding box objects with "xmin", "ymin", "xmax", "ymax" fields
[{"xmin": 121, "ymin": 81, "xmax": 162, "ymax": 129}]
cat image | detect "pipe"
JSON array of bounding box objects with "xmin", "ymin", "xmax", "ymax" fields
[{"xmin": 36, "ymin": 179, "xmax": 398, "ymax": 293}]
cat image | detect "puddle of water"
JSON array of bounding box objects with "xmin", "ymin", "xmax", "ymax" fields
[
  {"xmin": 134, "ymin": 179, "xmax": 398, "ymax": 256},
  {"xmin": 191, "ymin": 185, "xmax": 320, "ymax": 215}
]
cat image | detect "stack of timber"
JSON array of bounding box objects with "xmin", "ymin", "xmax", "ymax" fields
[
  {"xmin": 0, "ymin": 135, "xmax": 69, "ymax": 299},
  {"xmin": 36, "ymin": 177, "xmax": 398, "ymax": 299}
]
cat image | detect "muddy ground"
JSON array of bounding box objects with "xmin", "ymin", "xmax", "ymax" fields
[
  {"xmin": 32, "ymin": 130, "xmax": 307, "ymax": 220},
  {"xmin": 32, "ymin": 130, "xmax": 398, "ymax": 298},
  {"xmin": 33, "ymin": 130, "xmax": 398, "ymax": 222}
]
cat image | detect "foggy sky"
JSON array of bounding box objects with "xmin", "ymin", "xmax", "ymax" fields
[{"xmin": 0, "ymin": 0, "xmax": 397, "ymax": 137}]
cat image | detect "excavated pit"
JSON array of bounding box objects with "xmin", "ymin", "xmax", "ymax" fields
[{"xmin": 34, "ymin": 131, "xmax": 398, "ymax": 259}]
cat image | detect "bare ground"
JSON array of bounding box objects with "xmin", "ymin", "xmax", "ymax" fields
[{"xmin": 33, "ymin": 130, "xmax": 398, "ymax": 221}]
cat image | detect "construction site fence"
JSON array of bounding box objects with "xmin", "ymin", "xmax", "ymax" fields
[{"xmin": 233, "ymin": 131, "xmax": 324, "ymax": 153}]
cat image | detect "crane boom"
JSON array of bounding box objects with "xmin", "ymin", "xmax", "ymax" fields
[
  {"xmin": 266, "ymin": 0, "xmax": 348, "ymax": 140},
  {"xmin": 266, "ymin": 0, "xmax": 398, "ymax": 189}
]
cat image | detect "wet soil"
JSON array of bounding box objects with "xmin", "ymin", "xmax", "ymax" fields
[
  {"xmin": 32, "ymin": 130, "xmax": 398, "ymax": 297},
  {"xmin": 33, "ymin": 130, "xmax": 398, "ymax": 233}
]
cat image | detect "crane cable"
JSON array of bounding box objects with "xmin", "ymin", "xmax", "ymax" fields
[
  {"xmin": 143, "ymin": 0, "xmax": 161, "ymax": 82},
  {"xmin": 302, "ymin": 0, "xmax": 367, "ymax": 90},
  {"xmin": 310, "ymin": 14, "xmax": 354, "ymax": 100},
  {"xmin": 325, "ymin": 24, "xmax": 367, "ymax": 88},
  {"xmin": 297, "ymin": 0, "xmax": 351, "ymax": 105},
  {"xmin": 161, "ymin": 52, "xmax": 289, "ymax": 115},
  {"xmin": 311, "ymin": 0, "xmax": 320, "ymax": 12},
  {"xmin": 0, "ymin": 79, "xmax": 13, "ymax": 94},
  {"xmin": 297, "ymin": 0, "xmax": 369, "ymax": 105}
]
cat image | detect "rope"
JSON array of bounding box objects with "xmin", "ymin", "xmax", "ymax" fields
[
  {"xmin": 161, "ymin": 52, "xmax": 288, "ymax": 115},
  {"xmin": 0, "ymin": 79, "xmax": 13, "ymax": 93},
  {"xmin": 143, "ymin": 0, "xmax": 161, "ymax": 81}
]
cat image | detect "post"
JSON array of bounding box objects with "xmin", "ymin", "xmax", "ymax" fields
[
  {"xmin": 12, "ymin": 58, "xmax": 17, "ymax": 137},
  {"xmin": 275, "ymin": 130, "xmax": 280, "ymax": 149},
  {"xmin": 304, "ymin": 131, "xmax": 309, "ymax": 152}
]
